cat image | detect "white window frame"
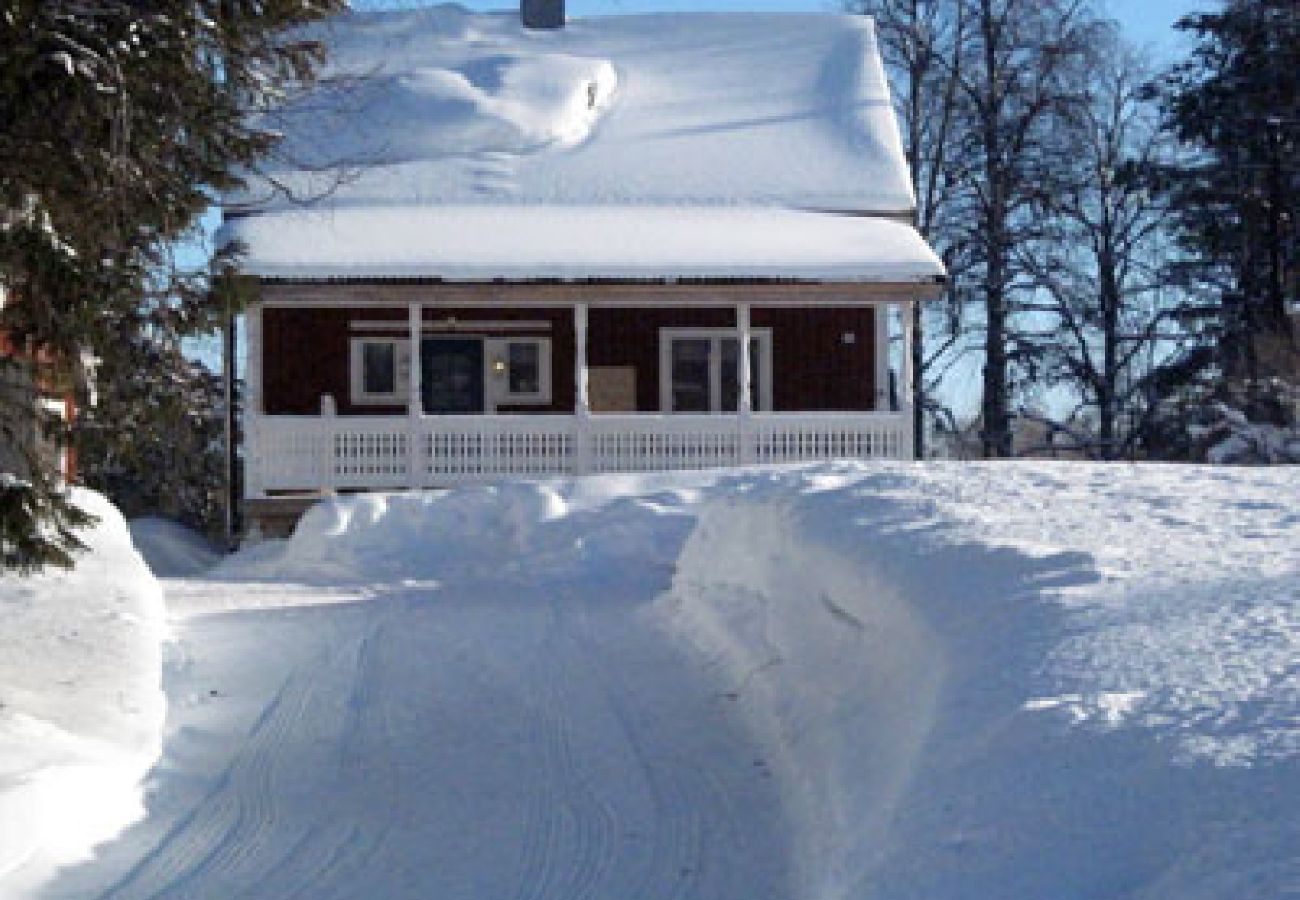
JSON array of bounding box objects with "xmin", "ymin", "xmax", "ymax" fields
[
  {"xmin": 486, "ymin": 336, "xmax": 553, "ymax": 408},
  {"xmin": 658, "ymin": 328, "xmax": 773, "ymax": 413},
  {"xmin": 349, "ymin": 337, "xmax": 409, "ymax": 405}
]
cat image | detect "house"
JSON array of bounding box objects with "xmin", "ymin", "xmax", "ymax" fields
[
  {"xmin": 0, "ymin": 286, "xmax": 80, "ymax": 482},
  {"xmin": 221, "ymin": 1, "xmax": 946, "ymax": 532}
]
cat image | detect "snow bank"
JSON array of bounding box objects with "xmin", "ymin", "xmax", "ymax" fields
[
  {"xmin": 127, "ymin": 517, "xmax": 219, "ymax": 579},
  {"xmin": 0, "ymin": 491, "xmax": 166, "ymax": 895},
  {"xmin": 212, "ymin": 462, "xmax": 1299, "ymax": 899}
]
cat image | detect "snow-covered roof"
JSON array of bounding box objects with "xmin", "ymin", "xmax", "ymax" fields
[
  {"xmin": 223, "ymin": 5, "xmax": 940, "ymax": 284},
  {"xmin": 229, "ymin": 5, "xmax": 914, "ymax": 214},
  {"xmin": 221, "ymin": 206, "xmax": 944, "ymax": 283}
]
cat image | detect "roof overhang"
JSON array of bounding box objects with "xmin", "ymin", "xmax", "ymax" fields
[{"xmin": 219, "ymin": 206, "xmax": 947, "ymax": 291}]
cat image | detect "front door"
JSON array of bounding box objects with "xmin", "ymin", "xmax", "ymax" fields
[{"xmin": 421, "ymin": 338, "xmax": 484, "ymax": 414}]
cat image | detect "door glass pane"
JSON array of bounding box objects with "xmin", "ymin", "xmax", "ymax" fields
[
  {"xmin": 422, "ymin": 339, "xmax": 484, "ymax": 414},
  {"xmin": 508, "ymin": 341, "xmax": 540, "ymax": 395},
  {"xmin": 720, "ymin": 338, "xmax": 761, "ymax": 412},
  {"xmin": 362, "ymin": 342, "xmax": 396, "ymax": 395},
  {"xmin": 671, "ymin": 339, "xmax": 711, "ymax": 412}
]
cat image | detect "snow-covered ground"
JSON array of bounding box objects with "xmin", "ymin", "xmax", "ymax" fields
[
  {"xmin": 126, "ymin": 518, "xmax": 220, "ymax": 579},
  {"xmin": 0, "ymin": 491, "xmax": 166, "ymax": 894},
  {"xmin": 4, "ymin": 463, "xmax": 1298, "ymax": 899}
]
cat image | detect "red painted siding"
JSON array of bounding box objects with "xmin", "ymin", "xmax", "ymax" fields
[{"xmin": 260, "ymin": 303, "xmax": 878, "ymax": 415}]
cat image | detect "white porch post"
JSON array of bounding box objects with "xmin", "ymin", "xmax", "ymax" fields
[
  {"xmin": 244, "ymin": 303, "xmax": 265, "ymax": 498},
  {"xmin": 899, "ymin": 301, "xmax": 916, "ymax": 460},
  {"xmin": 574, "ymin": 302, "xmax": 591, "ymax": 474},
  {"xmin": 407, "ymin": 302, "xmax": 423, "ymax": 488},
  {"xmin": 874, "ymin": 302, "xmax": 891, "ymax": 412},
  {"xmin": 736, "ymin": 301, "xmax": 754, "ymax": 464},
  {"xmin": 736, "ymin": 302, "xmax": 753, "ymax": 416}
]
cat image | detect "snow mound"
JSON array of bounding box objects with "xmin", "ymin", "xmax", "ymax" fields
[
  {"xmin": 284, "ymin": 48, "xmax": 616, "ymax": 168},
  {"xmin": 0, "ymin": 490, "xmax": 165, "ymax": 895}
]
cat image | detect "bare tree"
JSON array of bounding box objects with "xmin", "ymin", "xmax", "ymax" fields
[
  {"xmin": 1015, "ymin": 26, "xmax": 1202, "ymax": 459},
  {"xmin": 953, "ymin": 0, "xmax": 1097, "ymax": 457}
]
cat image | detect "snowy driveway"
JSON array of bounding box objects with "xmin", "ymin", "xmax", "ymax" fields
[{"xmin": 48, "ymin": 562, "xmax": 792, "ymax": 899}]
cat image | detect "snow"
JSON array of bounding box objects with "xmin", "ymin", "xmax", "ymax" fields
[
  {"xmin": 0, "ymin": 491, "xmax": 165, "ymax": 894},
  {"xmin": 229, "ymin": 6, "xmax": 913, "ymax": 215},
  {"xmin": 220, "ymin": 206, "xmax": 946, "ymax": 282},
  {"xmin": 127, "ymin": 518, "xmax": 219, "ymax": 579},
  {"xmin": 9, "ymin": 463, "xmax": 1300, "ymax": 899}
]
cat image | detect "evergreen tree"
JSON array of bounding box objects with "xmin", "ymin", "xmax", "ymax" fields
[
  {"xmin": 76, "ymin": 336, "xmax": 230, "ymax": 542},
  {"xmin": 0, "ymin": 0, "xmax": 342, "ymax": 571},
  {"xmin": 1163, "ymin": 0, "xmax": 1299, "ymax": 420}
]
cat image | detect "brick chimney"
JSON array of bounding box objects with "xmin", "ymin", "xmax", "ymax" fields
[{"xmin": 522, "ymin": 0, "xmax": 564, "ymax": 29}]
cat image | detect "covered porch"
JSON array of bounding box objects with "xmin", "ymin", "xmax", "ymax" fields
[{"xmin": 243, "ymin": 290, "xmax": 919, "ymax": 497}]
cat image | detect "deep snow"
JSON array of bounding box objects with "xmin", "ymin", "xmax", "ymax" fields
[
  {"xmin": 0, "ymin": 492, "xmax": 166, "ymax": 894},
  {"xmin": 4, "ymin": 463, "xmax": 1298, "ymax": 899}
]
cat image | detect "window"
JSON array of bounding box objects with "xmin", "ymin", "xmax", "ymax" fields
[
  {"xmin": 659, "ymin": 329, "xmax": 772, "ymax": 413},
  {"xmin": 488, "ymin": 337, "xmax": 552, "ymax": 405},
  {"xmin": 350, "ymin": 337, "xmax": 409, "ymax": 404}
]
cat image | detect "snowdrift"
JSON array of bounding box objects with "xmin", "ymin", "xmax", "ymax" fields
[
  {"xmin": 0, "ymin": 491, "xmax": 166, "ymax": 894},
  {"xmin": 212, "ymin": 462, "xmax": 1298, "ymax": 900}
]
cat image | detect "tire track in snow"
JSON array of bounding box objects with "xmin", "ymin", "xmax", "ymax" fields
[
  {"xmin": 510, "ymin": 625, "xmax": 619, "ymax": 900},
  {"xmin": 100, "ymin": 669, "xmax": 315, "ymax": 898},
  {"xmin": 58, "ymin": 561, "xmax": 793, "ymax": 900},
  {"xmin": 567, "ymin": 600, "xmax": 780, "ymax": 900}
]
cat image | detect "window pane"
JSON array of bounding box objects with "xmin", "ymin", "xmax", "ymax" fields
[
  {"xmin": 363, "ymin": 342, "xmax": 396, "ymax": 395},
  {"xmin": 508, "ymin": 342, "xmax": 540, "ymax": 394},
  {"xmin": 720, "ymin": 338, "xmax": 761, "ymax": 412},
  {"xmin": 671, "ymin": 339, "xmax": 711, "ymax": 412}
]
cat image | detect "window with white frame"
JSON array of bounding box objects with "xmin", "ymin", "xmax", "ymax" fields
[
  {"xmin": 349, "ymin": 337, "xmax": 409, "ymax": 404},
  {"xmin": 487, "ymin": 337, "xmax": 552, "ymax": 405},
  {"xmin": 659, "ymin": 328, "xmax": 772, "ymax": 413}
]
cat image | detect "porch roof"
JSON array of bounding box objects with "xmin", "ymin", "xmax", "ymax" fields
[{"xmin": 220, "ymin": 206, "xmax": 946, "ymax": 286}]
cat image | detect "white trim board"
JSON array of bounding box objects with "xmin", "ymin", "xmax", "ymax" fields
[{"xmin": 350, "ymin": 319, "xmax": 553, "ymax": 333}]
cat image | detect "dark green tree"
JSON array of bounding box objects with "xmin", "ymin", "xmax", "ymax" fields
[
  {"xmin": 0, "ymin": 0, "xmax": 342, "ymax": 571},
  {"xmin": 1163, "ymin": 0, "xmax": 1299, "ymax": 420}
]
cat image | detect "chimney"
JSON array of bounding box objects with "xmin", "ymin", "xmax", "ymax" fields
[{"xmin": 522, "ymin": 0, "xmax": 564, "ymax": 29}]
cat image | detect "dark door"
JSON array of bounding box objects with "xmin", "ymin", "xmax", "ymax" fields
[{"xmin": 421, "ymin": 339, "xmax": 484, "ymax": 414}]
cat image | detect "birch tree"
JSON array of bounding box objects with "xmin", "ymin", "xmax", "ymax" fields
[
  {"xmin": 954, "ymin": 0, "xmax": 1097, "ymax": 457},
  {"xmin": 1016, "ymin": 28, "xmax": 1209, "ymax": 459}
]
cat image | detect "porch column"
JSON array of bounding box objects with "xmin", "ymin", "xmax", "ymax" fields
[
  {"xmin": 244, "ymin": 303, "xmax": 265, "ymax": 499},
  {"xmin": 874, "ymin": 303, "xmax": 890, "ymax": 412},
  {"xmin": 736, "ymin": 302, "xmax": 754, "ymax": 465},
  {"xmin": 573, "ymin": 302, "xmax": 591, "ymax": 474},
  {"xmin": 407, "ymin": 302, "xmax": 422, "ymax": 488},
  {"xmin": 899, "ymin": 301, "xmax": 916, "ymax": 460},
  {"xmin": 736, "ymin": 302, "xmax": 753, "ymax": 416}
]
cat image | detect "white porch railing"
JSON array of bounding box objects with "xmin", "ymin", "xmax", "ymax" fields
[{"xmin": 245, "ymin": 412, "xmax": 910, "ymax": 497}]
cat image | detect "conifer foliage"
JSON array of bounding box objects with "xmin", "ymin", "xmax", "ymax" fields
[
  {"xmin": 1163, "ymin": 0, "xmax": 1299, "ymax": 417},
  {"xmin": 0, "ymin": 0, "xmax": 342, "ymax": 571}
]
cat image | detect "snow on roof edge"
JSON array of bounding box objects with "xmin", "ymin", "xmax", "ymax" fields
[{"xmin": 218, "ymin": 205, "xmax": 946, "ymax": 288}]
